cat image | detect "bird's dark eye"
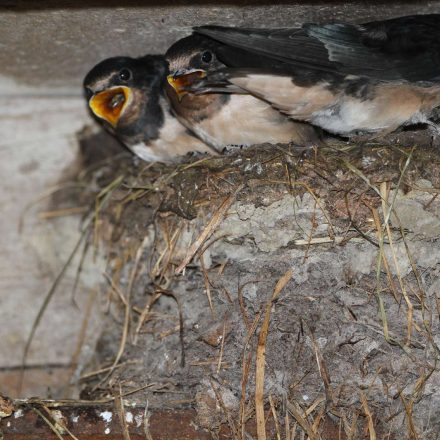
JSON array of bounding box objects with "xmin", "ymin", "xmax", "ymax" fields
[
  {"xmin": 119, "ymin": 69, "xmax": 132, "ymax": 81},
  {"xmin": 201, "ymin": 51, "xmax": 213, "ymax": 64}
]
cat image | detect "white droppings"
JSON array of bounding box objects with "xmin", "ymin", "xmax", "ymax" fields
[
  {"xmin": 71, "ymin": 415, "xmax": 79, "ymax": 423},
  {"xmin": 49, "ymin": 410, "xmax": 67, "ymax": 434},
  {"xmin": 135, "ymin": 413, "xmax": 143, "ymax": 428},
  {"xmin": 7, "ymin": 421, "xmax": 11, "ymax": 427},
  {"xmin": 362, "ymin": 156, "xmax": 375, "ymax": 167},
  {"xmin": 14, "ymin": 409, "xmax": 24, "ymax": 418},
  {"xmin": 125, "ymin": 411, "xmax": 133, "ymax": 424},
  {"xmin": 302, "ymin": 394, "xmax": 309, "ymax": 401},
  {"xmin": 100, "ymin": 410, "xmax": 113, "ymax": 423},
  {"xmin": 244, "ymin": 162, "xmax": 253, "ymax": 172},
  {"xmin": 104, "ymin": 427, "xmax": 111, "ymax": 435}
]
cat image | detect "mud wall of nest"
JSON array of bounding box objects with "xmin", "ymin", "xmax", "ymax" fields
[{"xmin": 77, "ymin": 137, "xmax": 440, "ymax": 439}]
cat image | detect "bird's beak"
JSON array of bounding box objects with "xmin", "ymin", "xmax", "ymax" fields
[
  {"xmin": 88, "ymin": 86, "xmax": 132, "ymax": 127},
  {"xmin": 167, "ymin": 69, "xmax": 207, "ymax": 101}
]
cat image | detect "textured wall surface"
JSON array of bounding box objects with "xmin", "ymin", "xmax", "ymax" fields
[{"xmin": 2, "ymin": 1, "xmax": 440, "ymax": 93}]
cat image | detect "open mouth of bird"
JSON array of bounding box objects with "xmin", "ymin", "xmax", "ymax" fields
[
  {"xmin": 88, "ymin": 86, "xmax": 132, "ymax": 127},
  {"xmin": 167, "ymin": 69, "xmax": 207, "ymax": 100}
]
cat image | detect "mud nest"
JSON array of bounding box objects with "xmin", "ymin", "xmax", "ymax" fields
[{"xmin": 68, "ymin": 129, "xmax": 440, "ymax": 440}]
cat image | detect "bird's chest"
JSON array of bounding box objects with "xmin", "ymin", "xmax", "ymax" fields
[{"xmin": 186, "ymin": 95, "xmax": 299, "ymax": 150}]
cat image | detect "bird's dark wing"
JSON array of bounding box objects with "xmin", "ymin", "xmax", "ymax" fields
[
  {"xmin": 195, "ymin": 15, "xmax": 440, "ymax": 82},
  {"xmin": 195, "ymin": 26, "xmax": 335, "ymax": 73}
]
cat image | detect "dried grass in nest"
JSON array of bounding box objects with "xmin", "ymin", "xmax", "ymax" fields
[{"xmin": 19, "ymin": 137, "xmax": 440, "ymax": 438}]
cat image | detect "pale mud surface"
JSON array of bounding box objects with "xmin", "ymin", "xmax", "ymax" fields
[{"xmin": 70, "ymin": 127, "xmax": 440, "ymax": 439}]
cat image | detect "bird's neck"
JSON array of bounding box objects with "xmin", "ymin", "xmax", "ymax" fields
[
  {"xmin": 165, "ymin": 82, "xmax": 229, "ymax": 123},
  {"xmin": 114, "ymin": 87, "xmax": 163, "ymax": 147},
  {"xmin": 122, "ymin": 95, "xmax": 215, "ymax": 162},
  {"xmin": 147, "ymin": 97, "xmax": 215, "ymax": 158}
]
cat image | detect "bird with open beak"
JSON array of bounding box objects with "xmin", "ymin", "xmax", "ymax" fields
[
  {"xmin": 173, "ymin": 15, "xmax": 440, "ymax": 141},
  {"xmin": 165, "ymin": 34, "xmax": 321, "ymax": 152},
  {"xmin": 83, "ymin": 55, "xmax": 214, "ymax": 162}
]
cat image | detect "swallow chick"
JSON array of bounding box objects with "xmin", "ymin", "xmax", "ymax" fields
[
  {"xmin": 165, "ymin": 34, "xmax": 321, "ymax": 152},
  {"xmin": 83, "ymin": 55, "xmax": 214, "ymax": 162},
  {"xmin": 181, "ymin": 15, "xmax": 440, "ymax": 140}
]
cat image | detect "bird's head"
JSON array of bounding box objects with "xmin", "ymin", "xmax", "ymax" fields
[
  {"xmin": 83, "ymin": 55, "xmax": 167, "ymax": 129},
  {"xmin": 165, "ymin": 34, "xmax": 225, "ymax": 100}
]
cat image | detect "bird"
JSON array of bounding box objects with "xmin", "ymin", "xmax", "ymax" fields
[
  {"xmin": 165, "ymin": 34, "xmax": 321, "ymax": 152},
  {"xmin": 83, "ymin": 55, "xmax": 215, "ymax": 162},
  {"xmin": 172, "ymin": 15, "xmax": 440, "ymax": 141}
]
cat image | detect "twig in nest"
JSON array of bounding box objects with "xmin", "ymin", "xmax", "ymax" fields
[
  {"xmin": 99, "ymin": 273, "xmax": 131, "ymax": 389},
  {"xmin": 302, "ymin": 197, "xmax": 319, "ymax": 264},
  {"xmin": 114, "ymin": 383, "xmax": 131, "ymax": 440},
  {"xmin": 238, "ymin": 280, "xmax": 263, "ymax": 331},
  {"xmin": 40, "ymin": 404, "xmax": 80, "ymax": 440},
  {"xmin": 115, "ymin": 383, "xmax": 131, "ymax": 440},
  {"xmin": 309, "ymin": 399, "xmax": 326, "ymax": 434},
  {"xmin": 255, "ymin": 269, "xmax": 293, "ymax": 440},
  {"xmin": 67, "ymin": 287, "xmax": 98, "ymax": 388},
  {"xmin": 198, "ymin": 233, "xmax": 232, "ymax": 310},
  {"xmin": 70, "ymin": 229, "xmax": 92, "ymax": 307},
  {"xmin": 152, "ymin": 219, "xmax": 183, "ymax": 286},
  {"xmin": 143, "ymin": 401, "xmax": 153, "ymax": 440},
  {"xmin": 216, "ymin": 321, "xmax": 227, "ymax": 374},
  {"xmin": 20, "ymin": 215, "xmax": 92, "ymax": 394},
  {"xmin": 199, "ymin": 253, "xmax": 215, "ymax": 314},
  {"xmin": 80, "ymin": 360, "xmax": 140, "ymax": 380},
  {"xmin": 38, "ymin": 206, "xmax": 89, "ymax": 219},
  {"xmin": 27, "ymin": 402, "xmax": 81, "ymax": 440},
  {"xmin": 370, "ymin": 207, "xmax": 392, "ymax": 343},
  {"xmin": 20, "ymin": 173, "xmax": 124, "ymax": 393},
  {"xmin": 175, "ymin": 184, "xmax": 244, "ymax": 274},
  {"xmin": 380, "ymin": 182, "xmax": 414, "ymax": 346},
  {"xmin": 152, "ymin": 288, "xmax": 186, "ymax": 368},
  {"xmin": 268, "ymin": 395, "xmax": 281, "ymax": 440},
  {"xmin": 308, "ymin": 328, "xmax": 333, "ymax": 405},
  {"xmin": 93, "ymin": 174, "xmax": 125, "ymax": 254},
  {"xmin": 360, "ymin": 391, "xmax": 377, "ymax": 440},
  {"xmin": 29, "ymin": 406, "xmax": 65, "ymax": 440},
  {"xmin": 284, "ymin": 411, "xmax": 290, "ymax": 440},
  {"xmin": 134, "ymin": 291, "xmax": 163, "ymax": 345},
  {"xmin": 394, "ymin": 209, "xmax": 440, "ymax": 356},
  {"xmin": 99, "ymin": 235, "xmax": 150, "ymax": 388},
  {"xmin": 399, "ymin": 394, "xmax": 420, "ymax": 440},
  {"xmin": 285, "ymin": 400, "xmax": 318, "ymax": 440},
  {"xmin": 209, "ymin": 378, "xmax": 239, "ymax": 440},
  {"xmin": 240, "ymin": 310, "xmax": 262, "ymax": 440}
]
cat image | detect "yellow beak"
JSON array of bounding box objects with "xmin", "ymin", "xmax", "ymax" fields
[
  {"xmin": 166, "ymin": 69, "xmax": 207, "ymax": 101},
  {"xmin": 88, "ymin": 86, "xmax": 132, "ymax": 127}
]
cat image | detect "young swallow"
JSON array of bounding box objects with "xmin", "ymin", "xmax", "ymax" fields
[
  {"xmin": 83, "ymin": 55, "xmax": 214, "ymax": 162},
  {"xmin": 165, "ymin": 34, "xmax": 321, "ymax": 152},
  {"xmin": 178, "ymin": 15, "xmax": 440, "ymax": 140}
]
